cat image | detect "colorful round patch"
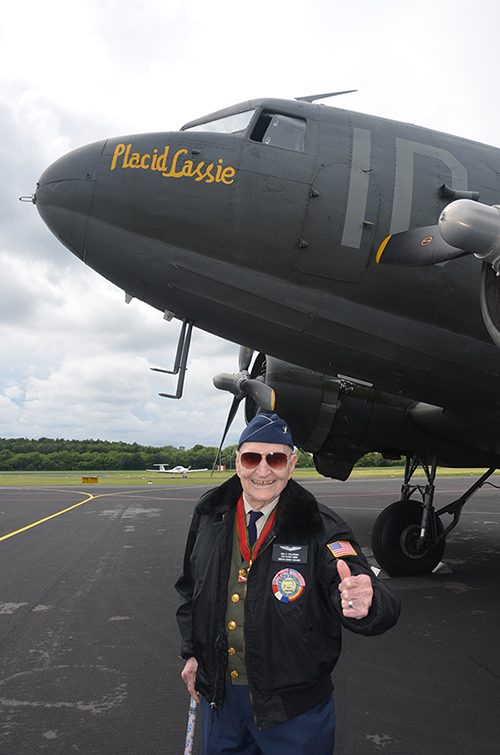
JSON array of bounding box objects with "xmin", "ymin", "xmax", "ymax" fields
[{"xmin": 272, "ymin": 569, "xmax": 306, "ymax": 603}]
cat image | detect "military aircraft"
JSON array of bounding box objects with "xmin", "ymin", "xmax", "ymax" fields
[
  {"xmin": 31, "ymin": 93, "xmax": 500, "ymax": 576},
  {"xmin": 147, "ymin": 464, "xmax": 207, "ymax": 477}
]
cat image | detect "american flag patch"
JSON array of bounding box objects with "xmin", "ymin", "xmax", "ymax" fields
[{"xmin": 327, "ymin": 541, "xmax": 357, "ymax": 558}]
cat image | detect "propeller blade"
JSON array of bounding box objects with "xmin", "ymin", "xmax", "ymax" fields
[
  {"xmin": 240, "ymin": 378, "xmax": 276, "ymax": 412},
  {"xmin": 211, "ymin": 396, "xmax": 242, "ymax": 475},
  {"xmin": 376, "ymin": 226, "xmax": 467, "ymax": 267},
  {"xmin": 238, "ymin": 346, "xmax": 253, "ymax": 372},
  {"xmin": 213, "ymin": 372, "xmax": 241, "ymax": 395},
  {"xmin": 221, "ymin": 396, "xmax": 242, "ymax": 447}
]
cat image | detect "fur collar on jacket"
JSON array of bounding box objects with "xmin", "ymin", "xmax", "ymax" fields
[{"xmin": 197, "ymin": 474, "xmax": 323, "ymax": 536}]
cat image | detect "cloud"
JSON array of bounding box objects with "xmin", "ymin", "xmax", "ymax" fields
[
  {"xmin": 2, "ymin": 0, "xmax": 500, "ymax": 448},
  {"xmin": 0, "ymin": 252, "xmax": 245, "ymax": 445}
]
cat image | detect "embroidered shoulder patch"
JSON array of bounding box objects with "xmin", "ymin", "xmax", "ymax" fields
[{"xmin": 327, "ymin": 541, "xmax": 357, "ymax": 558}]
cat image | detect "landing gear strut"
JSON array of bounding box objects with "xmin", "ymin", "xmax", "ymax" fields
[{"xmin": 371, "ymin": 454, "xmax": 496, "ymax": 576}]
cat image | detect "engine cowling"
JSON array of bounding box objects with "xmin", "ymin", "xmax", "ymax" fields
[
  {"xmin": 437, "ymin": 199, "xmax": 500, "ymax": 349},
  {"xmin": 245, "ymin": 355, "xmax": 500, "ymax": 479},
  {"xmin": 480, "ymin": 261, "xmax": 500, "ymax": 350}
]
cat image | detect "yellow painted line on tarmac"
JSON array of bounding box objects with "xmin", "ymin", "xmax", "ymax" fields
[{"xmin": 0, "ymin": 489, "xmax": 128, "ymax": 543}]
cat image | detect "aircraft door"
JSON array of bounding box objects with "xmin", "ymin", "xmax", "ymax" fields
[{"xmin": 296, "ymin": 154, "xmax": 380, "ymax": 284}]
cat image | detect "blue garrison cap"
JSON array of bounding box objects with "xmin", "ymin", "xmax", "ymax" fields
[{"xmin": 238, "ymin": 413, "xmax": 294, "ymax": 449}]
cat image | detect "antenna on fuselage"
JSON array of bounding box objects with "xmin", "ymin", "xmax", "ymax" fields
[{"xmin": 295, "ymin": 90, "xmax": 357, "ymax": 103}]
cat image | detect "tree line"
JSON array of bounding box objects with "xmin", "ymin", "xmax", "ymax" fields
[
  {"xmin": 0, "ymin": 438, "xmax": 402, "ymax": 472},
  {"xmin": 0, "ymin": 437, "xmax": 217, "ymax": 472}
]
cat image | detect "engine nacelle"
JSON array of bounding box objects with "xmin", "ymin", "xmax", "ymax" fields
[
  {"xmin": 246, "ymin": 355, "xmax": 500, "ymax": 480},
  {"xmin": 258, "ymin": 358, "xmax": 341, "ymax": 454},
  {"xmin": 439, "ymin": 199, "xmax": 500, "ymax": 272},
  {"xmin": 246, "ymin": 356, "xmax": 374, "ymax": 478}
]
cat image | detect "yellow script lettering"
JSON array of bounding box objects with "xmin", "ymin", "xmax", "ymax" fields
[
  {"xmin": 156, "ymin": 147, "xmax": 170, "ymax": 172},
  {"xmin": 181, "ymin": 160, "xmax": 194, "ymax": 176},
  {"xmin": 193, "ymin": 161, "xmax": 206, "ymax": 181},
  {"xmin": 221, "ymin": 167, "xmax": 236, "ymax": 184},
  {"xmin": 111, "ymin": 143, "xmax": 126, "ymax": 170},
  {"xmin": 129, "ymin": 153, "xmax": 141, "ymax": 169},
  {"xmin": 215, "ymin": 160, "xmax": 224, "ymax": 182},
  {"xmin": 110, "ymin": 143, "xmax": 236, "ymax": 185},
  {"xmin": 163, "ymin": 149, "xmax": 188, "ymax": 178},
  {"xmin": 203, "ymin": 163, "xmax": 215, "ymax": 184},
  {"xmin": 122, "ymin": 144, "xmax": 132, "ymax": 168}
]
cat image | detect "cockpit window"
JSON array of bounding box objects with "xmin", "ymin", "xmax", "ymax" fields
[
  {"xmin": 183, "ymin": 110, "xmax": 255, "ymax": 135},
  {"xmin": 183, "ymin": 108, "xmax": 307, "ymax": 151},
  {"xmin": 250, "ymin": 113, "xmax": 306, "ymax": 151}
]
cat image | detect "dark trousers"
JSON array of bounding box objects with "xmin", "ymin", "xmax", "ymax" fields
[{"xmin": 201, "ymin": 682, "xmax": 335, "ymax": 755}]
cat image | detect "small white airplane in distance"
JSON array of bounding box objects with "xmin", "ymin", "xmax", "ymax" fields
[{"xmin": 146, "ymin": 464, "xmax": 208, "ymax": 478}]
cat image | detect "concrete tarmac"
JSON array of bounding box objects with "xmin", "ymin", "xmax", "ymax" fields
[{"xmin": 0, "ymin": 476, "xmax": 499, "ymax": 754}]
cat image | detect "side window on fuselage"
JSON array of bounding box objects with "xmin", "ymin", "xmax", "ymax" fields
[{"xmin": 250, "ymin": 113, "xmax": 306, "ymax": 151}]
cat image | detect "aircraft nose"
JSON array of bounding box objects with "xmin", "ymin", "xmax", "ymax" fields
[{"xmin": 35, "ymin": 141, "xmax": 106, "ymax": 259}]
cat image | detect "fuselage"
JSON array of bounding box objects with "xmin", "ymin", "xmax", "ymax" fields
[{"xmin": 35, "ymin": 97, "xmax": 500, "ymax": 418}]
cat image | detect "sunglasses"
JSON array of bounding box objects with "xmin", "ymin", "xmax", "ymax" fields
[{"xmin": 239, "ymin": 451, "xmax": 291, "ymax": 470}]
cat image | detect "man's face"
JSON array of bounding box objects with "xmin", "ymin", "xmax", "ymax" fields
[{"xmin": 235, "ymin": 442, "xmax": 297, "ymax": 510}]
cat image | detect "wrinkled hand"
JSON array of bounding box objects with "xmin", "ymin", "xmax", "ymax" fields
[
  {"xmin": 337, "ymin": 559, "xmax": 373, "ymax": 619},
  {"xmin": 181, "ymin": 656, "xmax": 200, "ymax": 703}
]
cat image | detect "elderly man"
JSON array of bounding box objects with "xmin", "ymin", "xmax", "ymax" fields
[{"xmin": 176, "ymin": 413, "xmax": 400, "ymax": 755}]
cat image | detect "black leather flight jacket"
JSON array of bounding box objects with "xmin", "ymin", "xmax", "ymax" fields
[{"xmin": 175, "ymin": 475, "xmax": 401, "ymax": 731}]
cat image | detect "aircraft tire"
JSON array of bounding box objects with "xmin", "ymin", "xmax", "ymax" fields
[{"xmin": 371, "ymin": 500, "xmax": 445, "ymax": 577}]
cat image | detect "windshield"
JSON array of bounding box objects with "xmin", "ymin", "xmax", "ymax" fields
[{"xmin": 183, "ymin": 110, "xmax": 255, "ymax": 135}]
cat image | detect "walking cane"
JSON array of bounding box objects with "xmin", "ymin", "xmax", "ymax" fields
[{"xmin": 184, "ymin": 697, "xmax": 198, "ymax": 755}]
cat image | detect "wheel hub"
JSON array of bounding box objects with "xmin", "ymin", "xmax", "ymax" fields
[{"xmin": 400, "ymin": 524, "xmax": 431, "ymax": 559}]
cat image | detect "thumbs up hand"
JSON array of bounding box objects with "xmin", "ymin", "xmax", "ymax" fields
[{"xmin": 337, "ymin": 559, "xmax": 373, "ymax": 619}]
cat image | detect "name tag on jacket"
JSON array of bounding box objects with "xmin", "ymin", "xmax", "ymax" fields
[{"xmin": 272, "ymin": 544, "xmax": 308, "ymax": 564}]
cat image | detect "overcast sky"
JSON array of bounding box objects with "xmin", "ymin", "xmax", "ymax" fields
[{"xmin": 1, "ymin": 0, "xmax": 500, "ymax": 449}]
